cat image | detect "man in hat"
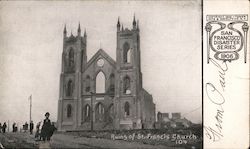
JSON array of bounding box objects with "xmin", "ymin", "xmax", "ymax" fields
[{"xmin": 41, "ymin": 112, "xmax": 51, "ymax": 141}]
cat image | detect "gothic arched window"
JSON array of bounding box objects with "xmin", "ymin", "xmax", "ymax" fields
[
  {"xmin": 123, "ymin": 42, "xmax": 131, "ymax": 63},
  {"xmin": 85, "ymin": 75, "xmax": 91, "ymax": 92},
  {"xmin": 124, "ymin": 102, "xmax": 130, "ymax": 116},
  {"xmin": 67, "ymin": 104, "xmax": 72, "ymax": 118},
  {"xmin": 84, "ymin": 104, "xmax": 91, "ymax": 122},
  {"xmin": 123, "ymin": 76, "xmax": 131, "ymax": 94},
  {"xmin": 66, "ymin": 80, "xmax": 73, "ymax": 96},
  {"xmin": 95, "ymin": 102, "xmax": 104, "ymax": 122},
  {"xmin": 109, "ymin": 74, "xmax": 115, "ymax": 94},
  {"xmin": 68, "ymin": 48, "xmax": 74, "ymax": 67},
  {"xmin": 97, "ymin": 103, "xmax": 104, "ymax": 114},
  {"xmin": 126, "ymin": 49, "xmax": 131, "ymax": 63},
  {"xmin": 96, "ymin": 71, "xmax": 105, "ymax": 93}
]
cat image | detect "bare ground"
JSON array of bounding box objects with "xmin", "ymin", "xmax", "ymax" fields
[{"xmin": 0, "ymin": 132, "xmax": 182, "ymax": 149}]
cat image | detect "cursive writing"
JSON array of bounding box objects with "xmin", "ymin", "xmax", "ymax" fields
[
  {"xmin": 205, "ymin": 83, "xmax": 225, "ymax": 142},
  {"xmin": 209, "ymin": 58, "xmax": 228, "ymax": 91},
  {"xmin": 204, "ymin": 58, "xmax": 228, "ymax": 142}
]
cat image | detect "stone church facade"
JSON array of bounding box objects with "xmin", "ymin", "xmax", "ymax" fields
[{"xmin": 57, "ymin": 17, "xmax": 156, "ymax": 131}]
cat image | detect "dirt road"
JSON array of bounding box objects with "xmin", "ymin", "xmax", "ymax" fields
[
  {"xmin": 0, "ymin": 132, "xmax": 181, "ymax": 149},
  {"xmin": 0, "ymin": 132, "xmax": 37, "ymax": 148}
]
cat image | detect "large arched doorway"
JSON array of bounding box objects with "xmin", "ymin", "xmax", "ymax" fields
[{"xmin": 95, "ymin": 102, "xmax": 105, "ymax": 122}]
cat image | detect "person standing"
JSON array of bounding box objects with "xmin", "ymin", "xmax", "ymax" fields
[
  {"xmin": 41, "ymin": 112, "xmax": 51, "ymax": 141},
  {"xmin": 24, "ymin": 122, "xmax": 28, "ymax": 132},
  {"xmin": 12, "ymin": 123, "xmax": 16, "ymax": 132},
  {"xmin": 35, "ymin": 122, "xmax": 41, "ymax": 140},
  {"xmin": 2, "ymin": 122, "xmax": 7, "ymax": 133},
  {"xmin": 30, "ymin": 121, "xmax": 34, "ymax": 135}
]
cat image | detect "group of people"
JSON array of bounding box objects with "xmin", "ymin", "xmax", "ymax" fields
[
  {"xmin": 0, "ymin": 122, "xmax": 7, "ymax": 133},
  {"xmin": 1, "ymin": 112, "xmax": 57, "ymax": 142},
  {"xmin": 21, "ymin": 121, "xmax": 34, "ymax": 134}
]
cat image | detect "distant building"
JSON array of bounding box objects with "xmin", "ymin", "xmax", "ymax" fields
[
  {"xmin": 155, "ymin": 112, "xmax": 192, "ymax": 129},
  {"xmin": 156, "ymin": 112, "xmax": 171, "ymax": 129},
  {"xmin": 57, "ymin": 16, "xmax": 156, "ymax": 131},
  {"xmin": 173, "ymin": 117, "xmax": 192, "ymax": 128},
  {"xmin": 172, "ymin": 113, "xmax": 181, "ymax": 120},
  {"xmin": 157, "ymin": 112, "xmax": 169, "ymax": 122}
]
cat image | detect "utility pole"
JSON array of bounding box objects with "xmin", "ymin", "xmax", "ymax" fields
[
  {"xmin": 29, "ymin": 95, "xmax": 32, "ymax": 123},
  {"xmin": 7, "ymin": 120, "xmax": 9, "ymax": 132}
]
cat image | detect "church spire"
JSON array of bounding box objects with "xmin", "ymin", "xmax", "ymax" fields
[
  {"xmin": 63, "ymin": 24, "xmax": 67, "ymax": 37},
  {"xmin": 117, "ymin": 17, "xmax": 121, "ymax": 31},
  {"xmin": 84, "ymin": 28, "xmax": 87, "ymax": 37},
  {"xmin": 78, "ymin": 22, "xmax": 81, "ymax": 36},
  {"xmin": 133, "ymin": 14, "xmax": 136, "ymax": 29}
]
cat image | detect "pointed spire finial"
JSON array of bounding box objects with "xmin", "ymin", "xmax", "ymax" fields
[
  {"xmin": 133, "ymin": 13, "xmax": 136, "ymax": 26},
  {"xmin": 117, "ymin": 16, "xmax": 121, "ymax": 32},
  {"xmin": 77, "ymin": 22, "xmax": 81, "ymax": 37},
  {"xmin": 78, "ymin": 22, "xmax": 81, "ymax": 32},
  {"xmin": 84, "ymin": 28, "xmax": 87, "ymax": 37},
  {"xmin": 117, "ymin": 17, "xmax": 120, "ymax": 26},
  {"xmin": 64, "ymin": 24, "xmax": 67, "ymax": 34}
]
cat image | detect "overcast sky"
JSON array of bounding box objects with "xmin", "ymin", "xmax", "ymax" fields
[{"xmin": 0, "ymin": 0, "xmax": 202, "ymax": 126}]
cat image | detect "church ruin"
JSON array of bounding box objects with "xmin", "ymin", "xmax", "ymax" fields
[{"xmin": 57, "ymin": 16, "xmax": 155, "ymax": 131}]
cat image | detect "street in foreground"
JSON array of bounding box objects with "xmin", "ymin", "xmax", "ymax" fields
[{"xmin": 0, "ymin": 132, "xmax": 182, "ymax": 149}]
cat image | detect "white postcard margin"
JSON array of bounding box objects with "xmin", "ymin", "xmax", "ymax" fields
[{"xmin": 203, "ymin": 0, "xmax": 249, "ymax": 148}]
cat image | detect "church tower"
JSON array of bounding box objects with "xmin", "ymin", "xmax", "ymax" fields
[
  {"xmin": 57, "ymin": 17, "xmax": 155, "ymax": 131},
  {"xmin": 114, "ymin": 16, "xmax": 143, "ymax": 129},
  {"xmin": 57, "ymin": 23, "xmax": 87, "ymax": 130}
]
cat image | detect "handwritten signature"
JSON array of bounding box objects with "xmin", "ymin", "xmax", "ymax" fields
[
  {"xmin": 204, "ymin": 58, "xmax": 228, "ymax": 142},
  {"xmin": 209, "ymin": 58, "xmax": 228, "ymax": 91}
]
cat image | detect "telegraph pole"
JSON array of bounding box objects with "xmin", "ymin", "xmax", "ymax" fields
[
  {"xmin": 29, "ymin": 95, "xmax": 32, "ymax": 123},
  {"xmin": 7, "ymin": 120, "xmax": 9, "ymax": 132}
]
